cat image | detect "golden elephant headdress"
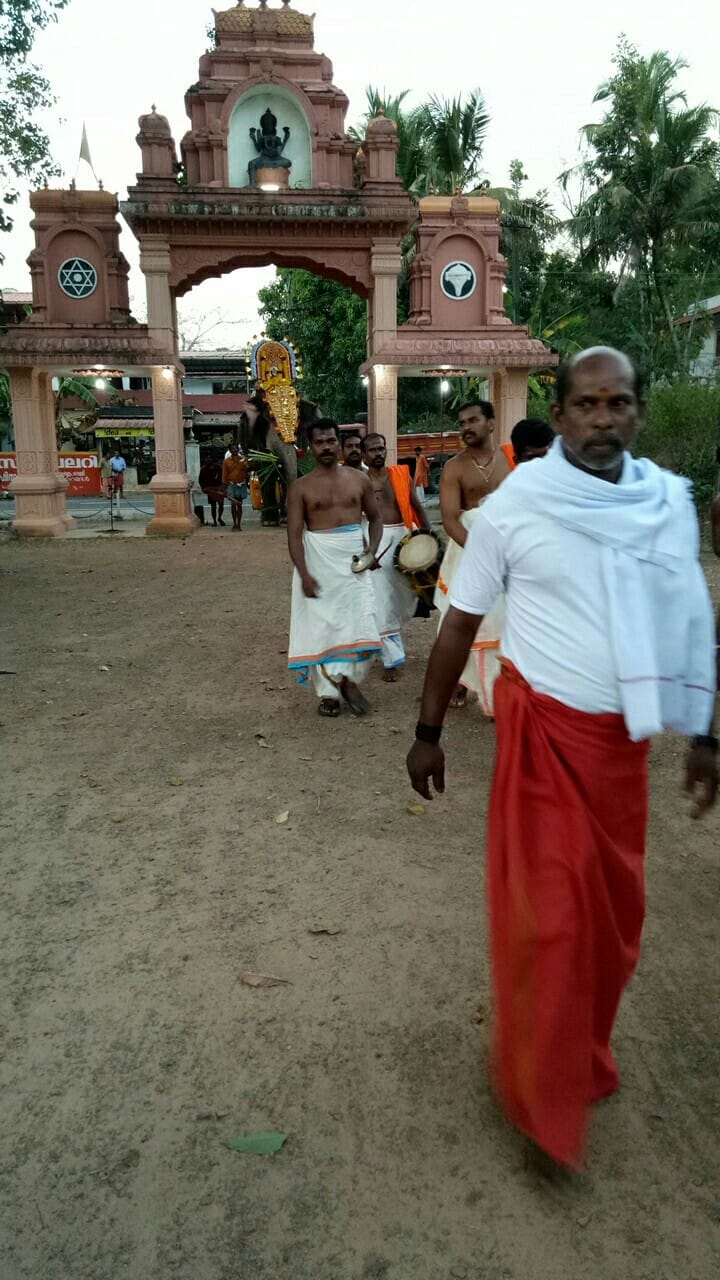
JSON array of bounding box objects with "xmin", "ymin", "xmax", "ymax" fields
[{"xmin": 249, "ymin": 336, "xmax": 303, "ymax": 444}]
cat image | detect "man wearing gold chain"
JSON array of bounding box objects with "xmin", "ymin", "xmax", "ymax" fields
[{"xmin": 434, "ymin": 399, "xmax": 511, "ymax": 712}]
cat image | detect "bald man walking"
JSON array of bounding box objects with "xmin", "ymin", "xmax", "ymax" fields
[{"xmin": 407, "ymin": 347, "xmax": 718, "ymax": 1171}]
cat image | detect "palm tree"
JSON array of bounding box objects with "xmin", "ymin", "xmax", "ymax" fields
[
  {"xmin": 416, "ymin": 90, "xmax": 490, "ymax": 194},
  {"xmin": 55, "ymin": 375, "xmax": 108, "ymax": 448},
  {"xmin": 352, "ymin": 86, "xmax": 490, "ymax": 197},
  {"xmin": 565, "ymin": 43, "xmax": 720, "ymax": 370},
  {"xmin": 485, "ymin": 161, "xmax": 559, "ymax": 323}
]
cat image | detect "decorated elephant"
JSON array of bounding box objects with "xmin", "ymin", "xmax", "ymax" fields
[{"xmin": 240, "ymin": 394, "xmax": 321, "ymax": 525}]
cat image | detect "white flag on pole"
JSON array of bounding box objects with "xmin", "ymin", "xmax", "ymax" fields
[{"xmin": 78, "ymin": 123, "xmax": 98, "ymax": 182}]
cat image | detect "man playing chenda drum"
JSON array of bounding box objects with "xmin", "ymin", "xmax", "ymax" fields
[
  {"xmin": 435, "ymin": 399, "xmax": 511, "ymax": 712},
  {"xmin": 287, "ymin": 420, "xmax": 383, "ymax": 718},
  {"xmin": 362, "ymin": 432, "xmax": 432, "ymax": 681}
]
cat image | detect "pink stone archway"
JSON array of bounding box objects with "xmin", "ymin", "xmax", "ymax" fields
[{"xmin": 0, "ymin": 2, "xmax": 555, "ymax": 537}]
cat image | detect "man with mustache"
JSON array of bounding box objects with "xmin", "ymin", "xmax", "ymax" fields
[
  {"xmin": 340, "ymin": 429, "xmax": 366, "ymax": 471},
  {"xmin": 435, "ymin": 399, "xmax": 511, "ymax": 712},
  {"xmin": 287, "ymin": 420, "xmax": 383, "ymax": 717},
  {"xmin": 362, "ymin": 431, "xmax": 431, "ymax": 680},
  {"xmin": 407, "ymin": 347, "xmax": 717, "ymax": 1171}
]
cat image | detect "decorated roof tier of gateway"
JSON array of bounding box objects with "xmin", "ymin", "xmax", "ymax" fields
[{"xmin": 214, "ymin": 0, "xmax": 315, "ymax": 42}]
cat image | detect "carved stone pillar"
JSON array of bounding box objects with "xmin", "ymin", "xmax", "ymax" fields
[
  {"xmin": 139, "ymin": 237, "xmax": 176, "ymax": 354},
  {"xmin": 369, "ymin": 240, "xmax": 401, "ymax": 460},
  {"xmin": 492, "ymin": 367, "xmax": 529, "ymax": 444},
  {"xmin": 370, "ymin": 240, "xmax": 401, "ymax": 350},
  {"xmin": 147, "ymin": 366, "xmax": 199, "ymax": 536},
  {"xmin": 370, "ymin": 364, "xmax": 399, "ymax": 464},
  {"xmin": 8, "ymin": 368, "xmax": 73, "ymax": 537}
]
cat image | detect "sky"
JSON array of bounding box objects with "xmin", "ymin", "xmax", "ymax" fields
[{"xmin": 2, "ymin": 0, "xmax": 719, "ymax": 347}]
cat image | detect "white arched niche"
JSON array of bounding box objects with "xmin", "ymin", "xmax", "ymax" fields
[{"xmin": 228, "ymin": 85, "xmax": 313, "ymax": 189}]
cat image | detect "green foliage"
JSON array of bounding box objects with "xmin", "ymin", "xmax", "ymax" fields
[
  {"xmin": 261, "ymin": 47, "xmax": 720, "ymax": 443},
  {"xmin": 488, "ymin": 162, "xmax": 558, "ymax": 325},
  {"xmin": 0, "ymin": 0, "xmax": 70, "ymax": 258},
  {"xmin": 639, "ymin": 379, "xmax": 720, "ymax": 506},
  {"xmin": 258, "ymin": 269, "xmax": 368, "ymax": 421},
  {"xmin": 564, "ymin": 39, "xmax": 720, "ymax": 376},
  {"xmin": 352, "ymin": 86, "xmax": 489, "ymax": 197},
  {"xmin": 0, "ymin": 1, "xmax": 69, "ymax": 58},
  {"xmin": 0, "ymin": 371, "xmax": 11, "ymax": 420},
  {"xmin": 55, "ymin": 375, "xmax": 106, "ymax": 447}
]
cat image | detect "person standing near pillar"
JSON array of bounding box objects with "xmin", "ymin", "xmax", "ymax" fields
[
  {"xmin": 222, "ymin": 444, "xmax": 248, "ymax": 531},
  {"xmin": 413, "ymin": 446, "xmax": 430, "ymax": 502},
  {"xmin": 110, "ymin": 449, "xmax": 127, "ymax": 496},
  {"xmin": 435, "ymin": 400, "xmax": 511, "ymax": 712},
  {"xmin": 198, "ymin": 455, "xmax": 226, "ymax": 527}
]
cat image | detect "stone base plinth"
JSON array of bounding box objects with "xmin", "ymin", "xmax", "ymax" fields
[
  {"xmin": 10, "ymin": 475, "xmax": 74, "ymax": 538},
  {"xmin": 12, "ymin": 513, "xmax": 75, "ymax": 537},
  {"xmin": 146, "ymin": 472, "xmax": 199, "ymax": 536},
  {"xmin": 254, "ymin": 167, "xmax": 290, "ymax": 190}
]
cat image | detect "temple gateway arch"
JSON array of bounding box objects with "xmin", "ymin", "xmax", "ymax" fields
[{"xmin": 0, "ymin": 1, "xmax": 553, "ymax": 536}]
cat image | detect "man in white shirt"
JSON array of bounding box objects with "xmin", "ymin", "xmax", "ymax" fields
[
  {"xmin": 110, "ymin": 449, "xmax": 126, "ymax": 493},
  {"xmin": 407, "ymin": 347, "xmax": 717, "ymax": 1171}
]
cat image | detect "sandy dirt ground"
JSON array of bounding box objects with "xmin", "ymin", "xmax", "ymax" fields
[{"xmin": 1, "ymin": 525, "xmax": 719, "ymax": 1280}]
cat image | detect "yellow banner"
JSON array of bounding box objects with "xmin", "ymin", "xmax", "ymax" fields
[{"xmin": 96, "ymin": 427, "xmax": 154, "ymax": 438}]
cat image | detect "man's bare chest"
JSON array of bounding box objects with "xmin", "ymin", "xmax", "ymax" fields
[
  {"xmin": 457, "ymin": 454, "xmax": 503, "ymax": 509},
  {"xmin": 370, "ymin": 474, "xmax": 401, "ymax": 519}
]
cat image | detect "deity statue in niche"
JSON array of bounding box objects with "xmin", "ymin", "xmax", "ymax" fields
[{"xmin": 248, "ymin": 107, "xmax": 292, "ymax": 186}]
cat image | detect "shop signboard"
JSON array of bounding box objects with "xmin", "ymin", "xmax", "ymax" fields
[{"xmin": 0, "ymin": 452, "xmax": 102, "ymax": 497}]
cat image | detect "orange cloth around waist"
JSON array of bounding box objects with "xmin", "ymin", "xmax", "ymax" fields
[
  {"xmin": 488, "ymin": 660, "xmax": 649, "ymax": 1169},
  {"xmin": 388, "ymin": 465, "xmax": 420, "ymax": 531}
]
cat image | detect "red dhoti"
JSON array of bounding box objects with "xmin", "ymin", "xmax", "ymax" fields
[{"xmin": 488, "ymin": 662, "xmax": 650, "ymax": 1168}]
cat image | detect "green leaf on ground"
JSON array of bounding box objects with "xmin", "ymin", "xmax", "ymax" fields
[{"xmin": 225, "ymin": 1131, "xmax": 288, "ymax": 1155}]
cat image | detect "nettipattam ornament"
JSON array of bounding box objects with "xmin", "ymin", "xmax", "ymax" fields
[{"xmin": 249, "ymin": 336, "xmax": 302, "ymax": 443}]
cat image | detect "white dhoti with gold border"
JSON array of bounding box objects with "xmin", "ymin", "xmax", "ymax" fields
[{"xmin": 288, "ymin": 524, "xmax": 381, "ymax": 699}]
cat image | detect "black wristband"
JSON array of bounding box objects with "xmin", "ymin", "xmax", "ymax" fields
[
  {"xmin": 415, "ymin": 721, "xmax": 442, "ymax": 744},
  {"xmin": 690, "ymin": 734, "xmax": 719, "ymax": 752}
]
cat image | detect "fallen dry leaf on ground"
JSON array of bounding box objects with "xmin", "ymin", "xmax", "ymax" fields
[
  {"xmin": 407, "ymin": 802, "xmax": 426, "ymax": 816},
  {"xmin": 275, "ymin": 810, "xmax": 290, "ymax": 824},
  {"xmin": 240, "ymin": 973, "xmax": 291, "ymax": 988}
]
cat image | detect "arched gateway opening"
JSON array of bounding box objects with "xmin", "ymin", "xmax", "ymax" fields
[{"xmin": 0, "ymin": 1, "xmax": 553, "ymax": 537}]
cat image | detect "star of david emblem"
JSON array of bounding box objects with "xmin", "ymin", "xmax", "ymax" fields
[{"xmin": 58, "ymin": 257, "xmax": 98, "ymax": 299}]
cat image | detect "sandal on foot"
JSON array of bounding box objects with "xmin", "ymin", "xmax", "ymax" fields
[{"xmin": 318, "ymin": 698, "xmax": 341, "ymax": 718}]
